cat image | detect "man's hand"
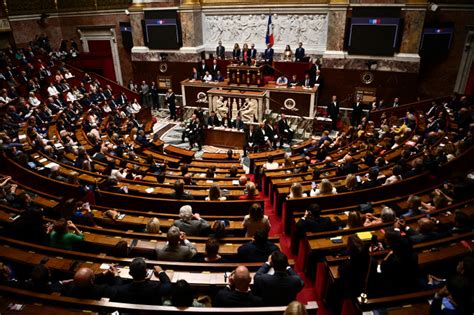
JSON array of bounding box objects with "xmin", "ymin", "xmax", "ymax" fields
[
  {"xmin": 193, "ymin": 213, "xmax": 201, "ymax": 220},
  {"xmin": 154, "ymin": 265, "xmax": 163, "ymax": 275},
  {"xmin": 267, "ymin": 254, "xmax": 272, "ymax": 265}
]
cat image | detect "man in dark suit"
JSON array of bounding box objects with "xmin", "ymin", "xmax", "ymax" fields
[
  {"xmin": 294, "ymin": 203, "xmax": 333, "ymax": 243},
  {"xmin": 165, "ymin": 89, "xmax": 176, "ymax": 120},
  {"xmin": 392, "ymin": 97, "xmax": 400, "ymax": 108},
  {"xmin": 263, "ymin": 44, "xmax": 274, "ymax": 64},
  {"xmin": 278, "ymin": 113, "xmax": 293, "ymax": 147},
  {"xmin": 327, "ymin": 95, "xmax": 340, "ymax": 130},
  {"xmin": 215, "ymin": 41, "xmax": 225, "ymax": 60},
  {"xmin": 237, "ymin": 230, "xmax": 279, "ymax": 262},
  {"xmin": 249, "ymin": 43, "xmax": 257, "ymax": 60},
  {"xmin": 264, "ymin": 119, "xmax": 277, "ymax": 148},
  {"xmin": 61, "ymin": 267, "xmax": 118, "ymax": 300},
  {"xmin": 313, "ymin": 69, "xmax": 323, "ymax": 87},
  {"xmin": 198, "ymin": 59, "xmax": 208, "ymax": 77},
  {"xmin": 253, "ymin": 121, "xmax": 269, "ymax": 148},
  {"xmin": 253, "ymin": 251, "xmax": 304, "ymax": 306},
  {"xmin": 214, "ymin": 266, "xmax": 263, "ymax": 307},
  {"xmin": 210, "ymin": 59, "xmax": 220, "ymax": 77},
  {"xmin": 168, "ymin": 180, "xmax": 194, "ymax": 200},
  {"xmin": 112, "ymin": 257, "xmax": 171, "ymax": 304},
  {"xmin": 207, "ymin": 111, "xmax": 220, "ymax": 127},
  {"xmin": 301, "ymin": 73, "xmax": 314, "ymax": 88},
  {"xmin": 295, "ymin": 42, "xmax": 305, "ymax": 61},
  {"xmin": 243, "ymin": 124, "xmax": 255, "ymax": 156},
  {"xmin": 155, "ymin": 226, "xmax": 197, "ymax": 261},
  {"xmin": 360, "ymin": 167, "xmax": 385, "ymax": 189},
  {"xmin": 351, "ymin": 96, "xmax": 364, "ymax": 126},
  {"xmin": 232, "ymin": 114, "xmax": 245, "ymax": 130}
]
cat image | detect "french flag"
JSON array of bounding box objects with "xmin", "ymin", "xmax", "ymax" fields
[{"xmin": 265, "ymin": 15, "xmax": 274, "ymax": 46}]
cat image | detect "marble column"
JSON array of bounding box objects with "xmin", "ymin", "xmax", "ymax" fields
[
  {"xmin": 326, "ymin": 9, "xmax": 347, "ymax": 51},
  {"xmin": 129, "ymin": 10, "xmax": 145, "ymax": 47},
  {"xmin": 180, "ymin": 8, "xmax": 203, "ymax": 49},
  {"xmin": 400, "ymin": 9, "xmax": 426, "ymax": 54}
]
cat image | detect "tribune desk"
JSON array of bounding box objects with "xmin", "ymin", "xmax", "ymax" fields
[
  {"xmin": 204, "ymin": 127, "xmax": 245, "ymax": 149},
  {"xmin": 181, "ymin": 79, "xmax": 318, "ymax": 118}
]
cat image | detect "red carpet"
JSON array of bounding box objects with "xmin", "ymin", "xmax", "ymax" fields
[{"xmin": 262, "ymin": 190, "xmax": 333, "ymax": 315}]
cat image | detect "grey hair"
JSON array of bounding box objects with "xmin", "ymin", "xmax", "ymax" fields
[
  {"xmin": 179, "ymin": 205, "xmax": 193, "ymax": 221},
  {"xmin": 380, "ymin": 207, "xmax": 396, "ymax": 222}
]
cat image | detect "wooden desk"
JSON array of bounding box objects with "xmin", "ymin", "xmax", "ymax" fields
[
  {"xmin": 204, "ymin": 128, "xmax": 245, "ymax": 149},
  {"xmin": 227, "ymin": 65, "xmax": 264, "ymax": 86}
]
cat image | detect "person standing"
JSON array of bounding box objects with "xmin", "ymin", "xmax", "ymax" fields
[
  {"xmin": 351, "ymin": 96, "xmax": 364, "ymax": 126},
  {"xmin": 150, "ymin": 81, "xmax": 159, "ymax": 110},
  {"xmin": 295, "ymin": 42, "xmax": 305, "ymax": 61},
  {"xmin": 216, "ymin": 40, "xmax": 225, "ymax": 60},
  {"xmin": 264, "ymin": 44, "xmax": 274, "ymax": 64},
  {"xmin": 166, "ymin": 89, "xmax": 176, "ymax": 120},
  {"xmin": 327, "ymin": 95, "xmax": 340, "ymax": 131},
  {"xmin": 140, "ymin": 80, "xmax": 151, "ymax": 108}
]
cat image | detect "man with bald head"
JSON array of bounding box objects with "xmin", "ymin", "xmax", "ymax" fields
[
  {"xmin": 214, "ymin": 265, "xmax": 263, "ymax": 307},
  {"xmin": 61, "ymin": 267, "xmax": 118, "ymax": 300}
]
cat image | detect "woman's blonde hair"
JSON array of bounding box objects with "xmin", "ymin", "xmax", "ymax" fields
[
  {"xmin": 290, "ymin": 182, "xmax": 304, "ymax": 198},
  {"xmin": 318, "ymin": 179, "xmax": 334, "ymax": 194},
  {"xmin": 146, "ymin": 217, "xmax": 161, "ymax": 234}
]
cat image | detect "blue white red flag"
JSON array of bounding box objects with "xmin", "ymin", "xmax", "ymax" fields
[{"xmin": 265, "ymin": 15, "xmax": 274, "ymax": 46}]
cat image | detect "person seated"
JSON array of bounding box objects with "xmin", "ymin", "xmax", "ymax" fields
[
  {"xmin": 173, "ymin": 205, "xmax": 210, "ymax": 236},
  {"xmin": 168, "ymin": 179, "xmax": 194, "ymax": 200},
  {"xmin": 405, "ymin": 217, "xmax": 446, "ymax": 244},
  {"xmin": 288, "ymin": 74, "xmax": 299, "ymax": 87},
  {"xmin": 278, "ymin": 113, "xmax": 294, "ymax": 146},
  {"xmin": 202, "ymin": 70, "xmax": 213, "ymax": 82},
  {"xmin": 206, "ymin": 166, "xmax": 216, "ymax": 178},
  {"xmin": 295, "ymin": 203, "xmax": 333, "ymax": 238},
  {"xmin": 360, "ymin": 167, "xmax": 385, "ymax": 189},
  {"xmin": 310, "ymin": 178, "xmax": 337, "ymax": 197},
  {"xmin": 144, "ymin": 217, "xmax": 161, "ymax": 234},
  {"xmin": 276, "ymin": 74, "xmax": 288, "ymax": 86},
  {"xmin": 189, "ymin": 67, "xmax": 200, "ymax": 81},
  {"xmin": 262, "ymin": 155, "xmax": 279, "ymax": 170},
  {"xmin": 232, "ymin": 114, "xmax": 244, "ymax": 130},
  {"xmin": 242, "ymin": 203, "xmax": 271, "ymax": 238},
  {"xmin": 213, "ymin": 266, "xmax": 263, "ymax": 307},
  {"xmin": 401, "ymin": 195, "xmax": 430, "ymax": 218},
  {"xmin": 48, "ymin": 218, "xmax": 84, "ymax": 250},
  {"xmin": 237, "ymin": 229, "xmax": 279, "ymax": 262},
  {"xmin": 337, "ymin": 174, "xmax": 359, "ymax": 193},
  {"xmin": 18, "ymin": 264, "xmax": 62, "ymax": 294},
  {"xmin": 287, "ymin": 182, "xmax": 307, "ymax": 199},
  {"xmin": 155, "ymin": 226, "xmax": 197, "ymax": 261},
  {"xmin": 193, "ymin": 237, "xmax": 227, "ymax": 263},
  {"xmin": 112, "ymin": 257, "xmax": 171, "ymax": 305},
  {"xmin": 430, "ymin": 275, "xmax": 473, "ymax": 315},
  {"xmin": 206, "ymin": 184, "xmax": 227, "ymax": 201},
  {"xmin": 207, "ymin": 111, "xmax": 220, "ymax": 127},
  {"xmin": 214, "ymin": 70, "xmax": 225, "ymax": 82},
  {"xmin": 364, "ymin": 207, "xmax": 396, "ymax": 227},
  {"xmin": 163, "ymin": 279, "xmax": 206, "ymax": 307},
  {"xmin": 239, "ymin": 181, "xmax": 259, "ymax": 200},
  {"xmin": 253, "ymin": 251, "xmax": 304, "ymax": 306},
  {"xmin": 61, "ymin": 267, "xmax": 118, "ymax": 300}
]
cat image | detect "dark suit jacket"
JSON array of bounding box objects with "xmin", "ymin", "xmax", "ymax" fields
[
  {"xmin": 313, "ymin": 75, "xmax": 323, "ymax": 87},
  {"xmin": 210, "ymin": 64, "xmax": 220, "ymax": 76},
  {"xmin": 278, "ymin": 119, "xmax": 291, "ymax": 135},
  {"xmin": 301, "ymin": 78, "xmax": 314, "ymax": 88},
  {"xmin": 295, "ymin": 47, "xmax": 305, "ymax": 61},
  {"xmin": 214, "ymin": 287, "xmax": 263, "ymax": 307},
  {"xmin": 207, "ymin": 116, "xmax": 220, "ymax": 127},
  {"xmin": 253, "ymin": 263, "xmax": 304, "ymax": 306},
  {"xmin": 253, "ymin": 127, "xmax": 267, "ymax": 146},
  {"xmin": 216, "ymin": 46, "xmax": 225, "ymax": 59},
  {"xmin": 233, "ymin": 119, "xmax": 244, "ymax": 130},
  {"xmin": 249, "ymin": 48, "xmax": 257, "ymax": 59},
  {"xmin": 232, "ymin": 48, "xmax": 241, "ymax": 60},
  {"xmin": 112, "ymin": 273, "xmax": 171, "ymax": 305},
  {"xmin": 264, "ymin": 48, "xmax": 274, "ymax": 62},
  {"xmin": 327, "ymin": 101, "xmax": 340, "ymax": 120},
  {"xmin": 237, "ymin": 241, "xmax": 279, "ymax": 262}
]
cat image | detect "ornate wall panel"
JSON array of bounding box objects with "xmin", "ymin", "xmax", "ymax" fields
[{"xmin": 202, "ymin": 13, "xmax": 328, "ymax": 53}]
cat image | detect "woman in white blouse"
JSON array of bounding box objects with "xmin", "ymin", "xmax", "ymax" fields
[{"xmin": 28, "ymin": 92, "xmax": 41, "ymax": 107}]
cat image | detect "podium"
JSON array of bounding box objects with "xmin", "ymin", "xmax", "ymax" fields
[{"xmin": 227, "ymin": 65, "xmax": 264, "ymax": 86}]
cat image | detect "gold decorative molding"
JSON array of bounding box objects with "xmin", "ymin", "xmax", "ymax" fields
[{"xmin": 199, "ymin": 0, "xmax": 328, "ymax": 5}]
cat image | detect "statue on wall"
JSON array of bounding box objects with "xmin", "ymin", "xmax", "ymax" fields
[
  {"xmin": 215, "ymin": 96, "xmax": 229, "ymax": 120},
  {"xmin": 240, "ymin": 98, "xmax": 258, "ymax": 123}
]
